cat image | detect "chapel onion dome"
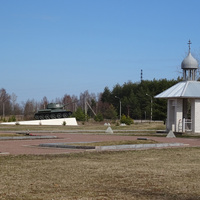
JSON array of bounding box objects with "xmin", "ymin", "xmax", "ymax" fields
[{"xmin": 181, "ymin": 52, "xmax": 198, "ymax": 69}]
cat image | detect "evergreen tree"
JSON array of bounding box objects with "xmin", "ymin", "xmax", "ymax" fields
[{"xmin": 100, "ymin": 78, "xmax": 180, "ymax": 120}]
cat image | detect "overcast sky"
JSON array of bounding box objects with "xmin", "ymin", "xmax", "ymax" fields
[{"xmin": 1, "ymin": 0, "xmax": 200, "ymax": 103}]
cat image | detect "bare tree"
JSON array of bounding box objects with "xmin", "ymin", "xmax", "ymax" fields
[
  {"xmin": 71, "ymin": 95, "xmax": 78, "ymax": 112},
  {"xmin": 40, "ymin": 96, "xmax": 48, "ymax": 109},
  {"xmin": 13, "ymin": 103, "xmax": 23, "ymax": 116},
  {"xmin": 11, "ymin": 93, "xmax": 17, "ymax": 114},
  {"xmin": 79, "ymin": 90, "xmax": 89, "ymax": 110},
  {"xmin": 0, "ymin": 88, "xmax": 11, "ymax": 117},
  {"xmin": 23, "ymin": 99, "xmax": 38, "ymax": 120},
  {"xmin": 62, "ymin": 94, "xmax": 73, "ymax": 111}
]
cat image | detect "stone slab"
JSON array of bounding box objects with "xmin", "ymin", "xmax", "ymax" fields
[
  {"xmin": 39, "ymin": 142, "xmax": 186, "ymax": 150},
  {"xmin": 39, "ymin": 143, "xmax": 95, "ymax": 149},
  {"xmin": 0, "ymin": 136, "xmax": 57, "ymax": 140},
  {"xmin": 96, "ymin": 143, "xmax": 185, "ymax": 151}
]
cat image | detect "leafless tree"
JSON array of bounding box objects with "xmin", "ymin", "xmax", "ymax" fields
[
  {"xmin": 40, "ymin": 96, "xmax": 48, "ymax": 109},
  {"xmin": 62, "ymin": 94, "xmax": 73, "ymax": 111},
  {"xmin": 23, "ymin": 99, "xmax": 38, "ymax": 120},
  {"xmin": 11, "ymin": 93, "xmax": 17, "ymax": 114},
  {"xmin": 0, "ymin": 88, "xmax": 11, "ymax": 117}
]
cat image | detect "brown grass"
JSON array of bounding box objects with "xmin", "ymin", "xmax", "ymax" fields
[
  {"xmin": 67, "ymin": 139, "xmax": 158, "ymax": 146},
  {"xmin": 0, "ymin": 133, "xmax": 29, "ymax": 137},
  {"xmin": 0, "ymin": 121, "xmax": 165, "ymax": 132},
  {"xmin": 1, "ymin": 148, "xmax": 200, "ymax": 200}
]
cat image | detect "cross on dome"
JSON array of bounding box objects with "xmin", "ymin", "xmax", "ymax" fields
[
  {"xmin": 181, "ymin": 40, "xmax": 198, "ymax": 80},
  {"xmin": 188, "ymin": 40, "xmax": 192, "ymax": 52}
]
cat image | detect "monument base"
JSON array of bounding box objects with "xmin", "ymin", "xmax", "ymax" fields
[{"xmin": 1, "ymin": 118, "xmax": 78, "ymax": 126}]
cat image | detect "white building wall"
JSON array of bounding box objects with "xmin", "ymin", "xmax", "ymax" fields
[
  {"xmin": 166, "ymin": 100, "xmax": 170, "ymax": 131},
  {"xmin": 191, "ymin": 99, "xmax": 195, "ymax": 132},
  {"xmin": 166, "ymin": 100, "xmax": 174, "ymax": 131},
  {"xmin": 191, "ymin": 99, "xmax": 200, "ymax": 133},
  {"xmin": 166, "ymin": 99, "xmax": 183, "ymax": 132},
  {"xmin": 175, "ymin": 99, "xmax": 183, "ymax": 132}
]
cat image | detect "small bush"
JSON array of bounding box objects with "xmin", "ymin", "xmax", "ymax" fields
[
  {"xmin": 120, "ymin": 115, "xmax": 134, "ymax": 125},
  {"xmin": 63, "ymin": 121, "xmax": 66, "ymax": 126},
  {"xmin": 94, "ymin": 113, "xmax": 104, "ymax": 122},
  {"xmin": 72, "ymin": 107, "xmax": 86, "ymax": 121},
  {"xmin": 115, "ymin": 121, "xmax": 120, "ymax": 126},
  {"xmin": 8, "ymin": 115, "xmax": 16, "ymax": 122}
]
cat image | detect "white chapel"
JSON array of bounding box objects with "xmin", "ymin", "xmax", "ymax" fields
[{"xmin": 155, "ymin": 40, "xmax": 200, "ymax": 133}]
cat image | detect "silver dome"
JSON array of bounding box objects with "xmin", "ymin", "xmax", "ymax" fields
[{"xmin": 181, "ymin": 52, "xmax": 198, "ymax": 69}]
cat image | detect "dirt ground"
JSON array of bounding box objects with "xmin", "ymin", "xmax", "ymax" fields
[{"xmin": 1, "ymin": 131, "xmax": 200, "ymax": 155}]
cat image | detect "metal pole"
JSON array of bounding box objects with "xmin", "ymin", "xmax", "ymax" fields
[
  {"xmin": 85, "ymin": 97, "xmax": 87, "ymax": 119},
  {"xmin": 146, "ymin": 93, "xmax": 152, "ymax": 121},
  {"xmin": 150, "ymin": 98, "xmax": 152, "ymax": 121},
  {"xmin": 119, "ymin": 100, "xmax": 121, "ymax": 121}
]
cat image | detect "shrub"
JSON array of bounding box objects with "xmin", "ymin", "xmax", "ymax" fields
[
  {"xmin": 115, "ymin": 121, "xmax": 120, "ymax": 126},
  {"xmin": 72, "ymin": 107, "xmax": 86, "ymax": 121},
  {"xmin": 8, "ymin": 115, "xmax": 16, "ymax": 122},
  {"xmin": 94, "ymin": 113, "xmax": 104, "ymax": 122},
  {"xmin": 120, "ymin": 114, "xmax": 134, "ymax": 125},
  {"xmin": 126, "ymin": 116, "xmax": 134, "ymax": 125}
]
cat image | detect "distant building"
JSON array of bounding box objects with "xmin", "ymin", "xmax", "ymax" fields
[{"xmin": 155, "ymin": 40, "xmax": 200, "ymax": 133}]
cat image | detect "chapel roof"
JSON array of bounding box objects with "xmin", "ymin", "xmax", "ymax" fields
[{"xmin": 155, "ymin": 81, "xmax": 200, "ymax": 98}]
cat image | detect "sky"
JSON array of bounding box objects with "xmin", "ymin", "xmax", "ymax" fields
[{"xmin": 1, "ymin": 0, "xmax": 200, "ymax": 103}]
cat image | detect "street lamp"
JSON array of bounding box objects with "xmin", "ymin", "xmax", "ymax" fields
[
  {"xmin": 1, "ymin": 96, "xmax": 10, "ymax": 118},
  {"xmin": 146, "ymin": 93, "xmax": 152, "ymax": 121},
  {"xmin": 115, "ymin": 96, "xmax": 121, "ymax": 121}
]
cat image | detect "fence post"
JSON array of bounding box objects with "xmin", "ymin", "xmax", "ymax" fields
[{"xmin": 182, "ymin": 118, "xmax": 185, "ymax": 133}]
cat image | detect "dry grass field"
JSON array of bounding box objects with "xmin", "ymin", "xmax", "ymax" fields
[
  {"xmin": 1, "ymin": 147, "xmax": 200, "ymax": 200},
  {"xmin": 0, "ymin": 121, "xmax": 166, "ymax": 132}
]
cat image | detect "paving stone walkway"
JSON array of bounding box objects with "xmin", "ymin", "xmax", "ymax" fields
[{"xmin": 0, "ymin": 132, "xmax": 200, "ymax": 155}]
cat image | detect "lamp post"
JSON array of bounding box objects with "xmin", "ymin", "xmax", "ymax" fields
[
  {"xmin": 1, "ymin": 96, "xmax": 10, "ymax": 118},
  {"xmin": 146, "ymin": 93, "xmax": 152, "ymax": 121},
  {"xmin": 115, "ymin": 96, "xmax": 121, "ymax": 121}
]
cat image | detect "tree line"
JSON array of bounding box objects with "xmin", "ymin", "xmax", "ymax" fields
[
  {"xmin": 0, "ymin": 78, "xmax": 180, "ymax": 122},
  {"xmin": 101, "ymin": 78, "xmax": 180, "ymax": 121}
]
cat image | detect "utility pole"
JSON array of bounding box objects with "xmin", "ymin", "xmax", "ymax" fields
[{"xmin": 146, "ymin": 93, "xmax": 152, "ymax": 121}]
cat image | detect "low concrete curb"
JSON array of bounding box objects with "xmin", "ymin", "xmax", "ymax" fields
[
  {"xmin": 0, "ymin": 136, "xmax": 57, "ymax": 140},
  {"xmin": 39, "ymin": 143, "xmax": 95, "ymax": 149},
  {"xmin": 96, "ymin": 143, "xmax": 186, "ymax": 150},
  {"xmin": 39, "ymin": 142, "xmax": 186, "ymax": 150},
  {"xmin": 0, "ymin": 152, "xmax": 9, "ymax": 155}
]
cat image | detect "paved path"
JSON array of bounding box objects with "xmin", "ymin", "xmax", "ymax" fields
[{"xmin": 1, "ymin": 132, "xmax": 200, "ymax": 155}]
